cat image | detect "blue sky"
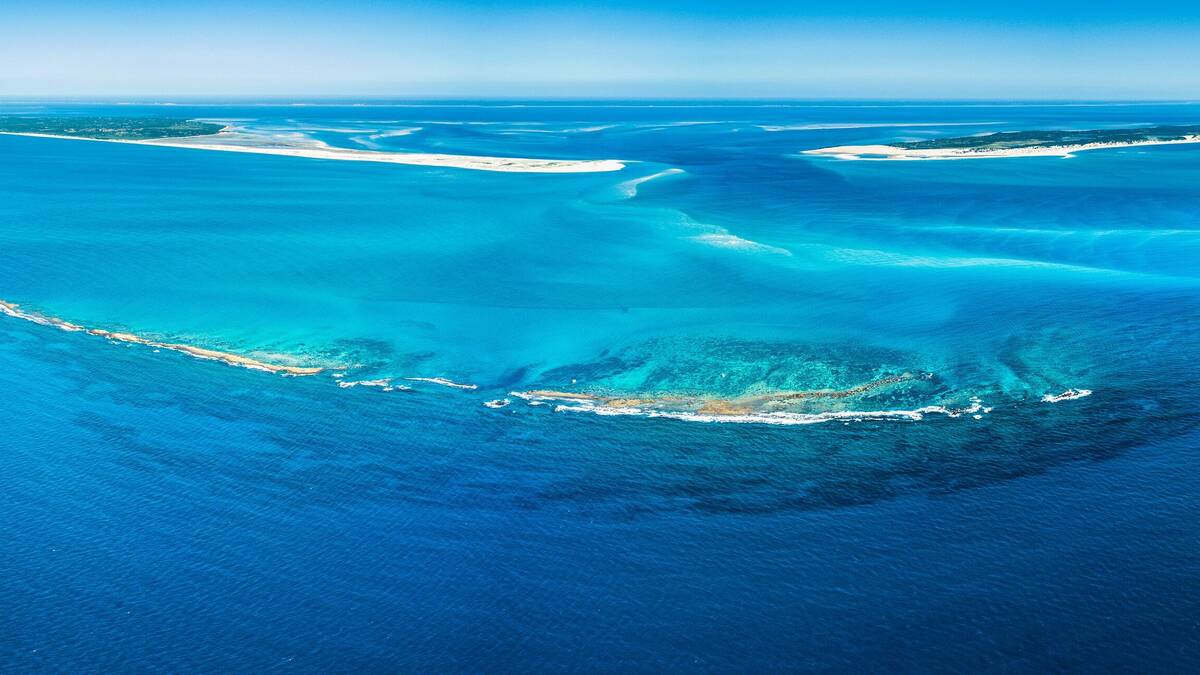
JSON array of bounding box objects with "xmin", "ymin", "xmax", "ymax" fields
[{"xmin": 3, "ymin": 1, "xmax": 1199, "ymax": 99}]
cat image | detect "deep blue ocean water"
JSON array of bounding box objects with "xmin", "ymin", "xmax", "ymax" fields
[{"xmin": 2, "ymin": 101, "xmax": 1199, "ymax": 671}]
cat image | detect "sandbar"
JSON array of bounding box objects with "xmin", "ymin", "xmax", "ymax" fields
[
  {"xmin": 0, "ymin": 299, "xmax": 325, "ymax": 376},
  {"xmin": 1, "ymin": 130, "xmax": 626, "ymax": 173}
]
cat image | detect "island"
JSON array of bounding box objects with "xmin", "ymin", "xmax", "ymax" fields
[
  {"xmin": 0, "ymin": 116, "xmax": 224, "ymax": 140},
  {"xmin": 0, "ymin": 115, "xmax": 625, "ymax": 173},
  {"xmin": 803, "ymin": 124, "xmax": 1200, "ymax": 160}
]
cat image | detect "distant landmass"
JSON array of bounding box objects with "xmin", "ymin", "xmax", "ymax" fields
[
  {"xmin": 0, "ymin": 116, "xmax": 223, "ymax": 140},
  {"xmin": 805, "ymin": 124, "xmax": 1200, "ymax": 160},
  {"xmin": 895, "ymin": 124, "xmax": 1200, "ymax": 151}
]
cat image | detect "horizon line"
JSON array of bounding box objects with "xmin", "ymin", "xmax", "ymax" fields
[{"xmin": 3, "ymin": 96, "xmax": 1199, "ymax": 106}]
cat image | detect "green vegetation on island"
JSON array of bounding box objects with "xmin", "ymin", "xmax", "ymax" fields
[
  {"xmin": 895, "ymin": 124, "xmax": 1200, "ymax": 151},
  {"xmin": 0, "ymin": 116, "xmax": 223, "ymax": 140}
]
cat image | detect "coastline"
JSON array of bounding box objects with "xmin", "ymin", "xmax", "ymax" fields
[
  {"xmin": 0, "ymin": 299, "xmax": 326, "ymax": 376},
  {"xmin": 802, "ymin": 136, "xmax": 1200, "ymax": 160},
  {"xmin": 0, "ymin": 131, "xmax": 626, "ymax": 173}
]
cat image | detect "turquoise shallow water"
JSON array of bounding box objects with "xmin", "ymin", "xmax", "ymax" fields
[{"xmin": 2, "ymin": 102, "xmax": 1199, "ymax": 669}]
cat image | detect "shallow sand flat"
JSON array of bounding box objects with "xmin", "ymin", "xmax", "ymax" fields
[
  {"xmin": 803, "ymin": 136, "xmax": 1200, "ymax": 160},
  {"xmin": 0, "ymin": 131, "xmax": 626, "ymax": 173}
]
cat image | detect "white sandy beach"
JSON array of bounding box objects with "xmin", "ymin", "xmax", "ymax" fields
[
  {"xmin": 803, "ymin": 136, "xmax": 1200, "ymax": 160},
  {"xmin": 0, "ymin": 130, "xmax": 626, "ymax": 173}
]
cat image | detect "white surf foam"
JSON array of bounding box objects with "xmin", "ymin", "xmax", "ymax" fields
[
  {"xmin": 1041, "ymin": 388, "xmax": 1093, "ymax": 403},
  {"xmin": 336, "ymin": 378, "xmax": 410, "ymax": 392},
  {"xmin": 616, "ymin": 168, "xmax": 685, "ymax": 198},
  {"xmin": 405, "ymin": 377, "xmax": 479, "ymax": 390}
]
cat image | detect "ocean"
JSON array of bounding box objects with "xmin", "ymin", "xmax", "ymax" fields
[{"xmin": 2, "ymin": 101, "xmax": 1198, "ymax": 671}]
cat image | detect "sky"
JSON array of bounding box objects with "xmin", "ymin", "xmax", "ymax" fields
[{"xmin": 3, "ymin": 0, "xmax": 1200, "ymax": 100}]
